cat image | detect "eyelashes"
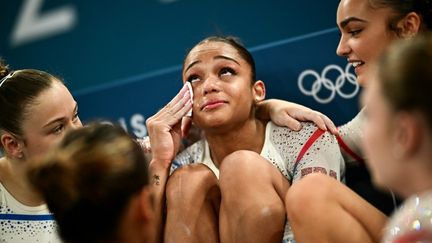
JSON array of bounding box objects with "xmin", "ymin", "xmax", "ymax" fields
[
  {"xmin": 186, "ymin": 67, "xmax": 236, "ymax": 83},
  {"xmin": 220, "ymin": 67, "xmax": 236, "ymax": 76},
  {"xmin": 187, "ymin": 74, "xmax": 200, "ymax": 83},
  {"xmin": 348, "ymin": 29, "xmax": 362, "ymax": 37}
]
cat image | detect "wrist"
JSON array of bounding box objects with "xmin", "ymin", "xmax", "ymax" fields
[
  {"xmin": 149, "ymin": 159, "xmax": 172, "ymax": 172},
  {"xmin": 149, "ymin": 160, "xmax": 171, "ymax": 190},
  {"xmin": 255, "ymin": 100, "xmax": 271, "ymax": 121}
]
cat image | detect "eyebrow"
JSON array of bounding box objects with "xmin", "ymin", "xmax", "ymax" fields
[
  {"xmin": 214, "ymin": 55, "xmax": 240, "ymax": 65},
  {"xmin": 43, "ymin": 103, "xmax": 78, "ymax": 128},
  {"xmin": 184, "ymin": 60, "xmax": 200, "ymax": 73},
  {"xmin": 339, "ymin": 17, "xmax": 368, "ymax": 28},
  {"xmin": 184, "ymin": 55, "xmax": 241, "ymax": 73}
]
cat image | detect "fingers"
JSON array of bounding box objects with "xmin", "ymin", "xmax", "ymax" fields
[
  {"xmin": 277, "ymin": 114, "xmax": 302, "ymax": 131},
  {"xmin": 303, "ymin": 110, "xmax": 327, "ymax": 131},
  {"xmin": 181, "ymin": 117, "xmax": 192, "ymax": 137},
  {"xmin": 153, "ymin": 84, "xmax": 192, "ymax": 124},
  {"xmin": 321, "ymin": 114, "xmax": 338, "ymax": 135},
  {"xmin": 308, "ymin": 112, "xmax": 337, "ymax": 135},
  {"xmin": 167, "ymin": 83, "xmax": 190, "ymax": 108},
  {"xmin": 146, "ymin": 84, "xmax": 193, "ymax": 135},
  {"xmin": 264, "ymin": 99, "xmax": 339, "ymax": 134},
  {"xmin": 164, "ymin": 84, "xmax": 190, "ymax": 115},
  {"xmin": 162, "ymin": 94, "xmax": 191, "ymax": 121},
  {"xmin": 295, "ymin": 110, "xmax": 338, "ymax": 135}
]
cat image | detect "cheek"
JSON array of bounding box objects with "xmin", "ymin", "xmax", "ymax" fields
[
  {"xmin": 372, "ymin": 159, "xmax": 402, "ymax": 191},
  {"xmin": 364, "ymin": 117, "xmax": 387, "ymax": 161},
  {"xmin": 191, "ymin": 90, "xmax": 202, "ymax": 112},
  {"xmin": 363, "ymin": 122, "xmax": 379, "ymax": 158},
  {"xmin": 232, "ymin": 81, "xmax": 253, "ymax": 97},
  {"xmin": 369, "ymin": 34, "xmax": 394, "ymax": 61},
  {"xmin": 25, "ymin": 135, "xmax": 61, "ymax": 158},
  {"xmin": 363, "ymin": 117, "xmax": 396, "ymax": 184}
]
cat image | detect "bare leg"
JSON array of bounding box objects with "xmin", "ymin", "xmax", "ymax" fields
[
  {"xmin": 164, "ymin": 164, "xmax": 220, "ymax": 243},
  {"xmin": 285, "ymin": 173, "xmax": 387, "ymax": 243},
  {"xmin": 219, "ymin": 150, "xmax": 290, "ymax": 243}
]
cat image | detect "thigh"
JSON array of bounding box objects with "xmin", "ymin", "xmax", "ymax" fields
[{"xmin": 286, "ymin": 173, "xmax": 387, "ymax": 243}]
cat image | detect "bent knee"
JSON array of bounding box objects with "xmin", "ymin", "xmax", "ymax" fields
[
  {"xmin": 285, "ymin": 174, "xmax": 335, "ymax": 216},
  {"xmin": 219, "ymin": 150, "xmax": 270, "ymax": 177},
  {"xmin": 219, "ymin": 150, "xmax": 271, "ymax": 188},
  {"xmin": 167, "ymin": 164, "xmax": 217, "ymax": 201},
  {"xmin": 220, "ymin": 150, "xmax": 260, "ymax": 170}
]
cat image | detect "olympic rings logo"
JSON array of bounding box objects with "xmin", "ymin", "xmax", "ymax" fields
[{"xmin": 297, "ymin": 64, "xmax": 360, "ymax": 104}]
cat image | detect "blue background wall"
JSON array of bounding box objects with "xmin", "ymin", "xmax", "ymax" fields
[{"xmin": 0, "ymin": 0, "xmax": 361, "ymax": 137}]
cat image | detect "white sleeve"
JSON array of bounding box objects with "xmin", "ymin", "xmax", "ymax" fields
[
  {"xmin": 171, "ymin": 139, "xmax": 205, "ymax": 175},
  {"xmin": 337, "ymin": 109, "xmax": 365, "ymax": 164}
]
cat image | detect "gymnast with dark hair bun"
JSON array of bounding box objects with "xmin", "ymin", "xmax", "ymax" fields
[{"xmin": 28, "ymin": 123, "xmax": 158, "ymax": 243}]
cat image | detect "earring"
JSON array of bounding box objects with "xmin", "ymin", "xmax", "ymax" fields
[{"xmin": 17, "ymin": 153, "xmax": 23, "ymax": 159}]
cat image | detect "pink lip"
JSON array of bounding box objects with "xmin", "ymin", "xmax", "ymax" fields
[
  {"xmin": 347, "ymin": 59, "xmax": 365, "ymax": 76},
  {"xmin": 353, "ymin": 63, "xmax": 364, "ymax": 76},
  {"xmin": 201, "ymin": 100, "xmax": 227, "ymax": 111},
  {"xmin": 354, "ymin": 65, "xmax": 360, "ymax": 75}
]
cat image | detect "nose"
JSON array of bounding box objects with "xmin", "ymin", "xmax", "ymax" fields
[
  {"xmin": 336, "ymin": 34, "xmax": 350, "ymax": 57},
  {"xmin": 202, "ymin": 76, "xmax": 220, "ymax": 95}
]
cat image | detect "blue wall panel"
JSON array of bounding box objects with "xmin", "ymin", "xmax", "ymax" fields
[{"xmin": 0, "ymin": 1, "xmax": 361, "ymax": 137}]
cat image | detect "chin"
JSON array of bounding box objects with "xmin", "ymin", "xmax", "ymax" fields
[
  {"xmin": 196, "ymin": 118, "xmax": 226, "ymax": 130},
  {"xmin": 371, "ymin": 176, "xmax": 387, "ymax": 191},
  {"xmin": 356, "ymin": 75, "xmax": 367, "ymax": 87},
  {"xmin": 372, "ymin": 172, "xmax": 397, "ymax": 192},
  {"xmin": 205, "ymin": 121, "xmax": 228, "ymax": 130}
]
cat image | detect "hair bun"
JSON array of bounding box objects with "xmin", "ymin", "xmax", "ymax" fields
[
  {"xmin": 0, "ymin": 59, "xmax": 11, "ymax": 80},
  {"xmin": 414, "ymin": 0, "xmax": 432, "ymax": 30}
]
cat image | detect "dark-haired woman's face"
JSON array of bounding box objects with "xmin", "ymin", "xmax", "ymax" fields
[
  {"xmin": 336, "ymin": 0, "xmax": 398, "ymax": 86},
  {"xmin": 20, "ymin": 82, "xmax": 82, "ymax": 159},
  {"xmin": 182, "ymin": 41, "xmax": 264, "ymax": 131}
]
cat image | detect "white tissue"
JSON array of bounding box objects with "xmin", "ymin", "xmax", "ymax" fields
[{"xmin": 185, "ymin": 82, "xmax": 193, "ymax": 117}]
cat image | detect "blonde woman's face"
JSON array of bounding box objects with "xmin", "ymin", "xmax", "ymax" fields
[
  {"xmin": 336, "ymin": 0, "xmax": 398, "ymax": 86},
  {"xmin": 362, "ymin": 79, "xmax": 404, "ymax": 191},
  {"xmin": 20, "ymin": 82, "xmax": 82, "ymax": 159}
]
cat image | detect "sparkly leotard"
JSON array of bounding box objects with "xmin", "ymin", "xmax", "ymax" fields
[
  {"xmin": 172, "ymin": 121, "xmax": 345, "ymax": 242},
  {"xmin": 0, "ymin": 183, "xmax": 61, "ymax": 243}
]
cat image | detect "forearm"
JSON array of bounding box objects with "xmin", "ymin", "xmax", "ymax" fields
[
  {"xmin": 149, "ymin": 159, "xmax": 171, "ymax": 243},
  {"xmin": 255, "ymin": 98, "xmax": 338, "ymax": 133},
  {"xmin": 255, "ymin": 99, "xmax": 276, "ymax": 121}
]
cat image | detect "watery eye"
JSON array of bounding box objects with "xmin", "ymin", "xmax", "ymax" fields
[
  {"xmin": 187, "ymin": 75, "xmax": 201, "ymax": 83},
  {"xmin": 220, "ymin": 67, "xmax": 235, "ymax": 76}
]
